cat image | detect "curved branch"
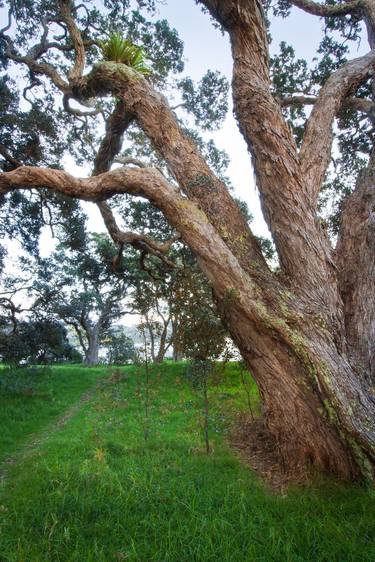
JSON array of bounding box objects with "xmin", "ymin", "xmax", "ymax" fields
[
  {"xmin": 98, "ymin": 200, "xmax": 179, "ymax": 268},
  {"xmin": 300, "ymin": 49, "xmax": 375, "ymax": 204},
  {"xmin": 114, "ymin": 156, "xmax": 147, "ymax": 167},
  {"xmin": 59, "ymin": 0, "xmax": 85, "ymax": 81},
  {"xmin": 79, "ymin": 61, "xmax": 269, "ymax": 278},
  {"xmin": 279, "ymin": 93, "xmax": 375, "ymax": 121},
  {"xmin": 0, "ymin": 33, "xmax": 69, "ymax": 93},
  {"xmin": 290, "ymin": 0, "xmax": 361, "ymax": 17},
  {"xmin": 92, "ymin": 100, "xmax": 134, "ymax": 175},
  {"xmin": 0, "ymin": 163, "xmax": 261, "ymax": 309},
  {"xmin": 63, "ymin": 94, "xmax": 102, "ymax": 117}
]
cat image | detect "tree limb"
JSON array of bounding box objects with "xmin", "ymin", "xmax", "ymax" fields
[
  {"xmin": 58, "ymin": 0, "xmax": 86, "ymax": 81},
  {"xmin": 290, "ymin": 0, "xmax": 361, "ymax": 17},
  {"xmin": 279, "ymin": 93, "xmax": 375, "ymax": 121},
  {"xmin": 78, "ymin": 61, "xmax": 269, "ymax": 278},
  {"xmin": 300, "ymin": 49, "xmax": 375, "ymax": 205},
  {"xmin": 0, "ymin": 29, "xmax": 70, "ymax": 93},
  {"xmin": 63, "ymin": 94, "xmax": 103, "ymax": 117},
  {"xmin": 98, "ymin": 200, "xmax": 179, "ymax": 268},
  {"xmin": 0, "ymin": 164, "xmax": 262, "ymax": 307}
]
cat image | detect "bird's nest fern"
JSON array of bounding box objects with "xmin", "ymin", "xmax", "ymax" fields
[{"xmin": 99, "ymin": 33, "xmax": 151, "ymax": 76}]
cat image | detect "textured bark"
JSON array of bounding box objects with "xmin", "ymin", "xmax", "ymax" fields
[
  {"xmin": 336, "ymin": 154, "xmax": 375, "ymax": 384},
  {"xmin": 201, "ymin": 0, "xmax": 344, "ymax": 324},
  {"xmin": 77, "ymin": 62, "xmax": 270, "ymax": 280}
]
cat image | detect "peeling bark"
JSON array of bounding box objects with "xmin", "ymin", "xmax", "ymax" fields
[{"xmin": 336, "ymin": 154, "xmax": 375, "ymax": 385}]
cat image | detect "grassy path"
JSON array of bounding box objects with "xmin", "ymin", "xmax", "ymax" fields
[
  {"xmin": 0, "ymin": 383, "xmax": 99, "ymax": 487},
  {"xmin": 0, "ymin": 365, "xmax": 105, "ymax": 463}
]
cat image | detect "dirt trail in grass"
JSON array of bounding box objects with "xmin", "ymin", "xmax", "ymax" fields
[{"xmin": 0, "ymin": 384, "xmax": 98, "ymax": 487}]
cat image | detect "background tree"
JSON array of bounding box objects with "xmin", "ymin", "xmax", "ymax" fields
[
  {"xmin": 1, "ymin": 0, "xmax": 375, "ymax": 480},
  {"xmin": 0, "ymin": 316, "xmax": 80, "ymax": 365},
  {"xmin": 32, "ymin": 234, "xmax": 133, "ymax": 365}
]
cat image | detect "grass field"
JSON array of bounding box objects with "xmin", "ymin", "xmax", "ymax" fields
[{"xmin": 0, "ymin": 362, "xmax": 374, "ymax": 561}]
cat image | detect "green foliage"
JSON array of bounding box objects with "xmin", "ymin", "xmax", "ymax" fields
[
  {"xmin": 0, "ymin": 319, "xmax": 80, "ymax": 366},
  {"xmin": 173, "ymin": 266, "xmax": 228, "ymax": 362},
  {"xmin": 179, "ymin": 70, "xmax": 229, "ymax": 131},
  {"xmin": 99, "ymin": 33, "xmax": 151, "ymax": 75},
  {"xmin": 104, "ymin": 327, "xmax": 136, "ymax": 365},
  {"xmin": 266, "ymin": 2, "xmax": 371, "ymax": 233}
]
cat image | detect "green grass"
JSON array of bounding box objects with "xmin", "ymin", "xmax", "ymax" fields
[
  {"xmin": 0, "ymin": 362, "xmax": 374, "ymax": 561},
  {"xmin": 0, "ymin": 364, "xmax": 105, "ymax": 462}
]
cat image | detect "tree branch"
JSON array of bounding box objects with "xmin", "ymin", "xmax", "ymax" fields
[
  {"xmin": 78, "ymin": 61, "xmax": 269, "ymax": 278},
  {"xmin": 198, "ymin": 0, "xmax": 342, "ymax": 311},
  {"xmin": 0, "ymin": 28, "xmax": 70, "ymax": 93},
  {"xmin": 58, "ymin": 0, "xmax": 86, "ymax": 81},
  {"xmin": 98, "ymin": 201, "xmax": 179, "ymax": 268},
  {"xmin": 290, "ymin": 0, "xmax": 361, "ymax": 17},
  {"xmin": 300, "ymin": 49, "xmax": 375, "ymax": 205},
  {"xmin": 279, "ymin": 93, "xmax": 375, "ymax": 121},
  {"xmin": 0, "ymin": 164, "xmax": 262, "ymax": 308},
  {"xmin": 63, "ymin": 94, "xmax": 103, "ymax": 117},
  {"xmin": 91, "ymin": 100, "xmax": 179, "ymax": 267}
]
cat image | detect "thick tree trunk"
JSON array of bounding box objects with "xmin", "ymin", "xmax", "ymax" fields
[{"xmin": 2, "ymin": 0, "xmax": 375, "ymax": 480}]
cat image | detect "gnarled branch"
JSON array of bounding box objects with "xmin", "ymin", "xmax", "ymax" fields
[
  {"xmin": 58, "ymin": 0, "xmax": 86, "ymax": 81},
  {"xmin": 300, "ymin": 49, "xmax": 375, "ymax": 205}
]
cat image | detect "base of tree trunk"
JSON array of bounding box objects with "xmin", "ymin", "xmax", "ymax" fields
[{"xmin": 230, "ymin": 415, "xmax": 321, "ymax": 491}]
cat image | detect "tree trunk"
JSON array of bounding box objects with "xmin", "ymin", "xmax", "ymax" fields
[
  {"xmin": 336, "ymin": 153, "xmax": 375, "ymax": 386},
  {"xmin": 84, "ymin": 326, "xmax": 99, "ymax": 366},
  {"xmin": 172, "ymin": 346, "xmax": 183, "ymax": 362},
  {"xmin": 4, "ymin": 160, "xmax": 375, "ymax": 480},
  {"xmin": 154, "ymin": 319, "xmax": 170, "ymax": 363}
]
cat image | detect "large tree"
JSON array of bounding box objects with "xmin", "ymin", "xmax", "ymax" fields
[{"xmin": 0, "ymin": 0, "xmax": 374, "ymax": 480}]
